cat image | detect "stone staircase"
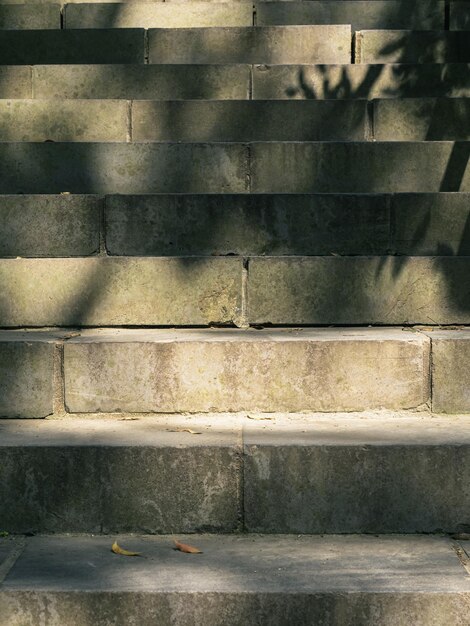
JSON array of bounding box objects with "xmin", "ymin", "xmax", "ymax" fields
[{"xmin": 0, "ymin": 2, "xmax": 469, "ymax": 624}]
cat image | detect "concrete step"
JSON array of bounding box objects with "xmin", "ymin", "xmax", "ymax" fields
[
  {"xmin": 63, "ymin": 0, "xmax": 444, "ymax": 30},
  {"xmin": 0, "ymin": 141, "xmax": 469, "ymax": 193},
  {"xmin": 0, "ymin": 4, "xmax": 60, "ymax": 29},
  {"xmin": 1, "ymin": 415, "xmax": 470, "ymax": 533},
  {"xmin": 1, "ymin": 98, "xmax": 468, "ymax": 142},
  {"xmin": 148, "ymin": 25, "xmax": 351, "ymax": 64},
  {"xmin": 1, "ymin": 193, "xmax": 469, "ymax": 259},
  {"xmin": 356, "ymin": 30, "xmax": 470, "ymax": 63},
  {"xmin": 1, "ymin": 534, "xmax": 469, "ymax": 625},
  {"xmin": 2, "ymin": 63, "xmax": 466, "ymax": 101},
  {"xmin": 0, "ymin": 328, "xmax": 451, "ymax": 416}
]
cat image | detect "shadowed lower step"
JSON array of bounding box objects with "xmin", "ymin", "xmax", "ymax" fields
[
  {"xmin": 1, "ymin": 534, "xmax": 469, "ymax": 625},
  {"xmin": 1, "ymin": 415, "xmax": 470, "ymax": 534}
]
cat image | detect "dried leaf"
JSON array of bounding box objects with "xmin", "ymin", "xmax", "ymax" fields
[
  {"xmin": 111, "ymin": 541, "xmax": 141, "ymax": 556},
  {"xmin": 165, "ymin": 428, "xmax": 202, "ymax": 435},
  {"xmin": 174, "ymin": 540, "xmax": 203, "ymax": 554}
]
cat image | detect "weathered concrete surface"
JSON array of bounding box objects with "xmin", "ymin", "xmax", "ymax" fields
[
  {"xmin": 0, "ymin": 29, "xmax": 145, "ymax": 64},
  {"xmin": 391, "ymin": 193, "xmax": 470, "ymax": 255},
  {"xmin": 450, "ymin": 2, "xmax": 470, "ymax": 30},
  {"xmin": 33, "ymin": 64, "xmax": 250, "ymax": 99},
  {"xmin": 0, "ymin": 332, "xmax": 56, "ymax": 418},
  {"xmin": 0, "ymin": 419, "xmax": 240, "ymax": 534},
  {"xmin": 428, "ymin": 330, "xmax": 470, "ymax": 413},
  {"xmin": 252, "ymin": 63, "xmax": 470, "ymax": 100},
  {"xmin": 374, "ymin": 98, "xmax": 470, "ymax": 141},
  {"xmin": 0, "ymin": 195, "xmax": 101, "ymax": 257},
  {"xmin": 0, "ymin": 67, "xmax": 31, "ymax": 98},
  {"xmin": 0, "ymin": 100, "xmax": 128, "ymax": 142},
  {"xmin": 248, "ymin": 257, "xmax": 470, "ymax": 324},
  {"xmin": 0, "ymin": 258, "xmax": 242, "ymax": 326},
  {"xmin": 256, "ymin": 0, "xmax": 444, "ymax": 30},
  {"xmin": 65, "ymin": 2, "xmax": 253, "ymax": 28},
  {"xmin": 148, "ymin": 25, "xmax": 351, "ymax": 64},
  {"xmin": 356, "ymin": 31, "xmax": 470, "ymax": 63},
  {"xmin": 0, "ymin": 143, "xmax": 248, "ymax": 193},
  {"xmin": 105, "ymin": 193, "xmax": 390, "ymax": 256},
  {"xmin": 132, "ymin": 100, "xmax": 367, "ymax": 141},
  {"xmin": 0, "ymin": 4, "xmax": 59, "ymax": 29},
  {"xmin": 249, "ymin": 142, "xmax": 470, "ymax": 192},
  {"xmin": 1, "ymin": 535, "xmax": 469, "ymax": 625},
  {"xmin": 63, "ymin": 329, "xmax": 429, "ymax": 413},
  {"xmin": 245, "ymin": 415, "xmax": 470, "ymax": 533}
]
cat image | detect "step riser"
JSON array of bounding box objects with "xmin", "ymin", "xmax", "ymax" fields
[
  {"xmin": 0, "ymin": 142, "xmax": 469, "ymax": 194},
  {"xmin": 1, "ymin": 99, "xmax": 469, "ymax": 142}
]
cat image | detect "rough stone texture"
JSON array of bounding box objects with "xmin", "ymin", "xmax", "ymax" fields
[
  {"xmin": 0, "ymin": 333, "xmax": 56, "ymax": 418},
  {"xmin": 0, "ymin": 420, "xmax": 240, "ymax": 533},
  {"xmin": 247, "ymin": 257, "xmax": 470, "ymax": 325},
  {"xmin": 132, "ymin": 100, "xmax": 367, "ymax": 141},
  {"xmin": 32, "ymin": 64, "xmax": 250, "ymax": 99},
  {"xmin": 63, "ymin": 329, "xmax": 430, "ymax": 413},
  {"xmin": 0, "ymin": 258, "xmax": 242, "ymax": 326},
  {"xmin": 450, "ymin": 2, "xmax": 470, "ymax": 30},
  {"xmin": 148, "ymin": 25, "xmax": 351, "ymax": 64},
  {"xmin": 105, "ymin": 193, "xmax": 390, "ymax": 256},
  {"xmin": 0, "ymin": 100, "xmax": 128, "ymax": 142},
  {"xmin": 65, "ymin": 2, "xmax": 253, "ymax": 28},
  {"xmin": 391, "ymin": 193, "xmax": 470, "ymax": 255},
  {"xmin": 429, "ymin": 330, "xmax": 470, "ymax": 413},
  {"xmin": 0, "ymin": 195, "xmax": 101, "ymax": 257},
  {"xmin": 256, "ymin": 1, "xmax": 444, "ymax": 30},
  {"xmin": 245, "ymin": 416, "xmax": 470, "ymax": 533},
  {"xmin": 356, "ymin": 30, "xmax": 470, "ymax": 63},
  {"xmin": 0, "ymin": 143, "xmax": 248, "ymax": 193},
  {"xmin": 249, "ymin": 142, "xmax": 470, "ymax": 192},
  {"xmin": 1, "ymin": 535, "xmax": 469, "ymax": 626},
  {"xmin": 0, "ymin": 5, "xmax": 59, "ymax": 29},
  {"xmin": 252, "ymin": 63, "xmax": 470, "ymax": 100},
  {"xmin": 0, "ymin": 29, "xmax": 145, "ymax": 64},
  {"xmin": 0, "ymin": 67, "xmax": 31, "ymax": 98},
  {"xmin": 374, "ymin": 98, "xmax": 470, "ymax": 141}
]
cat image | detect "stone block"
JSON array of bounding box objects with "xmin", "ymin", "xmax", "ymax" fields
[
  {"xmin": 65, "ymin": 2, "xmax": 253, "ymax": 28},
  {"xmin": 0, "ymin": 4, "xmax": 60, "ymax": 29},
  {"xmin": 244, "ymin": 416, "xmax": 470, "ymax": 533},
  {"xmin": 0, "ymin": 258, "xmax": 242, "ymax": 327},
  {"xmin": 356, "ymin": 30, "xmax": 470, "ymax": 63},
  {"xmin": 63, "ymin": 328, "xmax": 429, "ymax": 412},
  {"xmin": 0, "ymin": 67, "xmax": 31, "ymax": 98},
  {"xmin": 0, "ymin": 419, "xmax": 240, "ymax": 533},
  {"xmin": 249, "ymin": 142, "xmax": 470, "ymax": 192},
  {"xmin": 148, "ymin": 25, "xmax": 351, "ymax": 64},
  {"xmin": 105, "ymin": 193, "xmax": 390, "ymax": 256},
  {"xmin": 391, "ymin": 193, "xmax": 470, "ymax": 255},
  {"xmin": 429, "ymin": 330, "xmax": 470, "ymax": 413},
  {"xmin": 252, "ymin": 63, "xmax": 470, "ymax": 100},
  {"xmin": 0, "ymin": 100, "xmax": 128, "ymax": 142},
  {"xmin": 0, "ymin": 29, "xmax": 145, "ymax": 64},
  {"xmin": 131, "ymin": 100, "xmax": 367, "ymax": 141},
  {"xmin": 1, "ymin": 535, "xmax": 469, "ymax": 625},
  {"xmin": 33, "ymin": 64, "xmax": 251, "ymax": 99},
  {"xmin": 247, "ymin": 257, "xmax": 470, "ymax": 324},
  {"xmin": 450, "ymin": 2, "xmax": 470, "ymax": 30},
  {"xmin": 374, "ymin": 98, "xmax": 470, "ymax": 140},
  {"xmin": 0, "ymin": 332, "xmax": 56, "ymax": 418},
  {"xmin": 256, "ymin": 1, "xmax": 444, "ymax": 30},
  {"xmin": 0, "ymin": 143, "xmax": 248, "ymax": 193},
  {"xmin": 0, "ymin": 195, "xmax": 101, "ymax": 257}
]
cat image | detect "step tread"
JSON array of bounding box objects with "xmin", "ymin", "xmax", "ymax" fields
[{"xmin": 1, "ymin": 534, "xmax": 469, "ymax": 594}]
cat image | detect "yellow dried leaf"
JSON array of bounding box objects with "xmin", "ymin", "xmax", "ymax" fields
[
  {"xmin": 174, "ymin": 540, "xmax": 203, "ymax": 554},
  {"xmin": 111, "ymin": 541, "xmax": 141, "ymax": 556}
]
